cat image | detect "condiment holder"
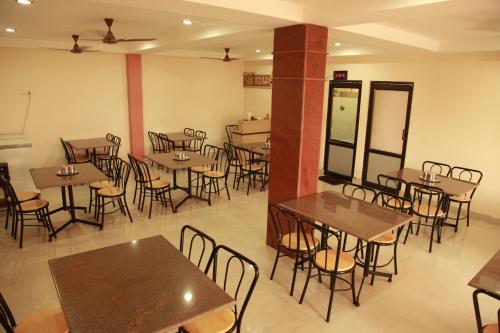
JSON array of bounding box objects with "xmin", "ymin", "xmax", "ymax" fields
[
  {"xmin": 420, "ymin": 171, "xmax": 438, "ymax": 183},
  {"xmin": 56, "ymin": 164, "xmax": 78, "ymax": 176},
  {"xmin": 174, "ymin": 152, "xmax": 189, "ymax": 161},
  {"xmin": 263, "ymin": 141, "xmax": 271, "ymax": 149}
]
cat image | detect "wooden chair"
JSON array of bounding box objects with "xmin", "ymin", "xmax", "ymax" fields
[
  {"xmin": 472, "ymin": 289, "xmax": 499, "ymax": 333},
  {"xmin": 185, "ymin": 130, "xmax": 206, "ymax": 154},
  {"xmin": 93, "ymin": 133, "xmax": 114, "ymax": 157},
  {"xmin": 407, "ymin": 182, "xmax": 446, "ymax": 253},
  {"xmin": 179, "ymin": 225, "xmax": 216, "ymax": 271},
  {"xmin": 174, "ymin": 127, "xmax": 195, "ymax": 150},
  {"xmin": 225, "ymin": 143, "xmax": 241, "ymax": 189},
  {"xmin": 96, "ymin": 135, "xmax": 120, "ymax": 177},
  {"xmin": 268, "ymin": 204, "xmax": 319, "ymax": 297},
  {"xmin": 422, "ymin": 160, "xmax": 451, "ymax": 176},
  {"xmin": 447, "ymin": 166, "xmax": 483, "ymax": 231},
  {"xmin": 0, "ymin": 292, "xmax": 68, "ymax": 333},
  {"xmin": 202, "ymin": 146, "xmax": 232, "ymax": 202},
  {"xmin": 0, "ymin": 177, "xmax": 39, "ymax": 236},
  {"xmin": 192, "ymin": 145, "xmax": 219, "ymax": 196},
  {"xmin": 135, "ymin": 157, "xmax": 174, "ymax": 218},
  {"xmin": 96, "ymin": 157, "xmax": 133, "ymax": 228},
  {"xmin": 181, "ymin": 245, "xmax": 259, "ymax": 333},
  {"xmin": 0, "ymin": 175, "xmax": 53, "ymax": 249},
  {"xmin": 298, "ymin": 219, "xmax": 356, "ymax": 323},
  {"xmin": 148, "ymin": 131, "xmax": 162, "ymax": 154},
  {"xmin": 367, "ymin": 191, "xmax": 407, "ymax": 284},
  {"xmin": 128, "ymin": 154, "xmax": 160, "ymax": 205},
  {"xmin": 234, "ymin": 146, "xmax": 265, "ymax": 195},
  {"xmin": 60, "ymin": 138, "xmax": 91, "ymax": 164}
]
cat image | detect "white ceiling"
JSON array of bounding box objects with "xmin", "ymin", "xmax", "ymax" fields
[{"xmin": 0, "ymin": 0, "xmax": 499, "ymax": 59}]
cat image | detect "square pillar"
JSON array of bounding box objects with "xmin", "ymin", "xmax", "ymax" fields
[
  {"xmin": 267, "ymin": 24, "xmax": 328, "ymax": 247},
  {"xmin": 126, "ymin": 54, "xmax": 145, "ymax": 158}
]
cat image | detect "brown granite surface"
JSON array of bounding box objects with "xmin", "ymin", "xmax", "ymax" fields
[
  {"xmin": 146, "ymin": 151, "xmax": 215, "ymax": 170},
  {"xmin": 468, "ymin": 250, "xmax": 500, "ymax": 296},
  {"xmin": 30, "ymin": 163, "xmax": 107, "ymax": 189},
  {"xmin": 279, "ymin": 191, "xmax": 413, "ymax": 242},
  {"xmin": 67, "ymin": 138, "xmax": 116, "ymax": 150},
  {"xmin": 385, "ymin": 168, "xmax": 478, "ymax": 197},
  {"xmin": 48, "ymin": 235, "xmax": 234, "ymax": 333}
]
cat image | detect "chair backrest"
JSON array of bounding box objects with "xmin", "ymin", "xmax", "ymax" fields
[
  {"xmin": 377, "ymin": 174, "xmax": 409, "ymax": 198},
  {"xmin": 106, "ymin": 133, "xmax": 115, "ymax": 141},
  {"xmin": 179, "ymin": 225, "xmax": 216, "ymax": 270},
  {"xmin": 215, "ymin": 144, "xmax": 231, "ymax": 178},
  {"xmin": 0, "ymin": 175, "xmax": 20, "ymax": 211},
  {"xmin": 201, "ymin": 144, "xmax": 220, "ymax": 163},
  {"xmin": 225, "ymin": 124, "xmax": 238, "ymax": 143},
  {"xmin": 184, "ymin": 128, "xmax": 195, "ymax": 137},
  {"xmin": 449, "ymin": 166, "xmax": 483, "ymax": 199},
  {"xmin": 373, "ymin": 191, "xmax": 407, "ymax": 212},
  {"xmin": 233, "ymin": 146, "xmax": 252, "ymax": 166},
  {"xmin": 299, "ymin": 219, "xmax": 341, "ymax": 272},
  {"xmin": 158, "ymin": 133, "xmax": 172, "ymax": 153},
  {"xmin": 134, "ymin": 157, "xmax": 154, "ymax": 187},
  {"xmin": 109, "ymin": 135, "xmax": 121, "ymax": 157},
  {"xmin": 342, "ymin": 182, "xmax": 376, "ymax": 202},
  {"xmin": 111, "ymin": 157, "xmax": 131, "ymax": 191},
  {"xmin": 204, "ymin": 245, "xmax": 259, "ymax": 333},
  {"xmin": 268, "ymin": 203, "xmax": 305, "ymax": 250},
  {"xmin": 148, "ymin": 131, "xmax": 161, "ymax": 152},
  {"xmin": 408, "ymin": 182, "xmax": 445, "ymax": 218},
  {"xmin": 60, "ymin": 138, "xmax": 74, "ymax": 163},
  {"xmin": 127, "ymin": 154, "xmax": 140, "ymax": 182},
  {"xmin": 422, "ymin": 161, "xmax": 451, "ymax": 176},
  {"xmin": 193, "ymin": 130, "xmax": 207, "ymax": 152},
  {"xmin": 0, "ymin": 292, "xmax": 16, "ymax": 333}
]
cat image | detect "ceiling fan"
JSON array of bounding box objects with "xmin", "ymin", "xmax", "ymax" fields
[
  {"xmin": 47, "ymin": 35, "xmax": 98, "ymax": 54},
  {"xmin": 202, "ymin": 48, "xmax": 241, "ymax": 62},
  {"xmin": 85, "ymin": 18, "xmax": 155, "ymax": 44}
]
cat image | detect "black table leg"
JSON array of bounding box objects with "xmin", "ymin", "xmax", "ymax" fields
[
  {"xmin": 174, "ymin": 167, "xmax": 211, "ymax": 211},
  {"xmin": 355, "ymin": 241, "xmax": 372, "ymax": 306}
]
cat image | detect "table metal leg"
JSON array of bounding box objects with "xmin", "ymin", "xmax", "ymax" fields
[{"xmin": 174, "ymin": 167, "xmax": 211, "ymax": 211}]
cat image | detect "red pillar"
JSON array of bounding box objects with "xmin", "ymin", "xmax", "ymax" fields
[
  {"xmin": 126, "ymin": 54, "xmax": 145, "ymax": 158},
  {"xmin": 267, "ymin": 24, "xmax": 328, "ymax": 247}
]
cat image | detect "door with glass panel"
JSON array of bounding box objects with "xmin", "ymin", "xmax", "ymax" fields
[
  {"xmin": 362, "ymin": 81, "xmax": 414, "ymax": 188},
  {"xmin": 323, "ymin": 80, "xmax": 362, "ymax": 181}
]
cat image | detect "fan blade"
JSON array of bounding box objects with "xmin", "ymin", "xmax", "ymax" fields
[
  {"xmin": 201, "ymin": 57, "xmax": 223, "ymax": 61},
  {"xmin": 79, "ymin": 38, "xmax": 104, "ymax": 41},
  {"xmin": 82, "ymin": 49, "xmax": 100, "ymax": 52},
  {"xmin": 229, "ymin": 58, "xmax": 242, "ymax": 61},
  {"xmin": 116, "ymin": 38, "xmax": 155, "ymax": 42},
  {"xmin": 44, "ymin": 48, "xmax": 71, "ymax": 52}
]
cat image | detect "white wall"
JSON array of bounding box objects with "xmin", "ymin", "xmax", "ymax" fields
[
  {"xmin": 0, "ymin": 47, "xmax": 129, "ymax": 190},
  {"xmin": 243, "ymin": 52, "xmax": 500, "ymax": 219},
  {"xmin": 142, "ymin": 55, "xmax": 244, "ymax": 149},
  {"xmin": 243, "ymin": 62, "xmax": 272, "ymax": 119}
]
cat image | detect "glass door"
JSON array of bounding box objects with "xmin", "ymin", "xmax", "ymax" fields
[
  {"xmin": 362, "ymin": 81, "xmax": 414, "ymax": 188},
  {"xmin": 323, "ymin": 80, "xmax": 362, "ymax": 182}
]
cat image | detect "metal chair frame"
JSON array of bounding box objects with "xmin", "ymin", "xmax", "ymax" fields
[
  {"xmin": 422, "ymin": 160, "xmax": 452, "ymax": 176},
  {"xmin": 179, "ymin": 225, "xmax": 216, "ymax": 271}
]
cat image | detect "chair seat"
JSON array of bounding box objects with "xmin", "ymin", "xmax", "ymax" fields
[
  {"xmin": 450, "ymin": 194, "xmax": 470, "ymax": 202},
  {"xmin": 315, "ymin": 250, "xmax": 356, "ymax": 272},
  {"xmin": 97, "ymin": 186, "xmax": 124, "ymax": 197},
  {"xmin": 374, "ymin": 232, "xmax": 396, "ymax": 244},
  {"xmin": 145, "ymin": 179, "xmax": 170, "ymax": 189},
  {"xmin": 483, "ymin": 324, "xmax": 498, "ymax": 333},
  {"xmin": 89, "ymin": 180, "xmax": 114, "ymax": 189},
  {"xmin": 15, "ymin": 306, "xmax": 68, "ymax": 333},
  {"xmin": 413, "ymin": 204, "xmax": 445, "ymax": 217},
  {"xmin": 136, "ymin": 174, "xmax": 160, "ymax": 183},
  {"xmin": 192, "ymin": 165, "xmax": 212, "ymax": 173},
  {"xmin": 387, "ymin": 197, "xmax": 411, "ymax": 210},
  {"xmin": 182, "ymin": 308, "xmax": 235, "ymax": 333},
  {"xmin": 16, "ymin": 191, "xmax": 40, "ymax": 202},
  {"xmin": 20, "ymin": 199, "xmax": 49, "ymax": 212},
  {"xmin": 242, "ymin": 163, "xmax": 263, "ymax": 172},
  {"xmin": 281, "ymin": 232, "xmax": 319, "ymax": 251},
  {"xmin": 204, "ymin": 170, "xmax": 225, "ymax": 178}
]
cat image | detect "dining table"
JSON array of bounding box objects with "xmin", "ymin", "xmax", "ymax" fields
[
  {"xmin": 164, "ymin": 132, "xmax": 194, "ymax": 150},
  {"xmin": 67, "ymin": 137, "xmax": 116, "ymax": 164},
  {"xmin": 48, "ymin": 235, "xmax": 235, "ymax": 333},
  {"xmin": 468, "ymin": 250, "xmax": 500, "ymax": 333},
  {"xmin": 279, "ymin": 190, "xmax": 413, "ymax": 305},
  {"xmin": 146, "ymin": 151, "xmax": 216, "ymax": 210},
  {"xmin": 30, "ymin": 163, "xmax": 107, "ymax": 238}
]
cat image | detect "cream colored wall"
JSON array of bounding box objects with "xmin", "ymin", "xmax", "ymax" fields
[
  {"xmin": 142, "ymin": 55, "xmax": 244, "ymax": 149},
  {"xmin": 0, "ymin": 47, "xmax": 129, "ymax": 190},
  {"xmin": 243, "ymin": 62, "xmax": 272, "ymax": 119},
  {"xmin": 243, "ymin": 52, "xmax": 500, "ymax": 219}
]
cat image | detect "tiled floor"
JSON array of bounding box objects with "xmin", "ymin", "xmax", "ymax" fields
[{"xmin": 0, "ymin": 171, "xmax": 499, "ymax": 332}]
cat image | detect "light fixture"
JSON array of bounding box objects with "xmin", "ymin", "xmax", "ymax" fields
[
  {"xmin": 184, "ymin": 291, "xmax": 193, "ymax": 302},
  {"xmin": 5, "ymin": 27, "xmax": 16, "ymax": 33},
  {"xmin": 334, "ymin": 42, "xmax": 341, "ymax": 47},
  {"xmin": 16, "ymin": 0, "xmax": 33, "ymax": 5},
  {"xmin": 181, "ymin": 19, "xmax": 193, "ymax": 25},
  {"xmin": 255, "ymin": 49, "xmax": 261, "ymax": 53}
]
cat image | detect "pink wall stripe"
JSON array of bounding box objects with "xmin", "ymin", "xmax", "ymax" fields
[{"xmin": 126, "ymin": 54, "xmax": 145, "ymax": 159}]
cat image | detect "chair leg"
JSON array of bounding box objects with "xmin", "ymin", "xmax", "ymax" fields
[
  {"xmin": 299, "ymin": 261, "xmax": 313, "ymax": 304},
  {"xmin": 326, "ymin": 273, "xmax": 338, "ymax": 323},
  {"xmin": 133, "ymin": 182, "xmax": 138, "ymax": 204},
  {"xmin": 370, "ymin": 245, "xmax": 380, "ymax": 285},
  {"xmin": 100, "ymin": 196, "xmax": 105, "ymax": 230},
  {"xmin": 403, "ymin": 223, "xmax": 412, "ymax": 244},
  {"xmin": 290, "ymin": 253, "xmax": 300, "ymax": 296},
  {"xmin": 168, "ymin": 187, "xmax": 175, "ymax": 213},
  {"xmin": 393, "ymin": 244, "xmax": 399, "ymax": 275},
  {"xmin": 19, "ymin": 214, "xmax": 24, "ymax": 248},
  {"xmin": 466, "ymin": 202, "xmax": 471, "ymax": 226},
  {"xmin": 225, "ymin": 179, "xmax": 231, "ymax": 200},
  {"xmin": 123, "ymin": 196, "xmax": 133, "ymax": 223},
  {"xmin": 270, "ymin": 248, "xmax": 281, "ymax": 280},
  {"xmin": 455, "ymin": 202, "xmax": 462, "ymax": 232},
  {"xmin": 148, "ymin": 189, "xmax": 153, "ymax": 219},
  {"xmin": 428, "ymin": 219, "xmax": 436, "ymax": 253}
]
